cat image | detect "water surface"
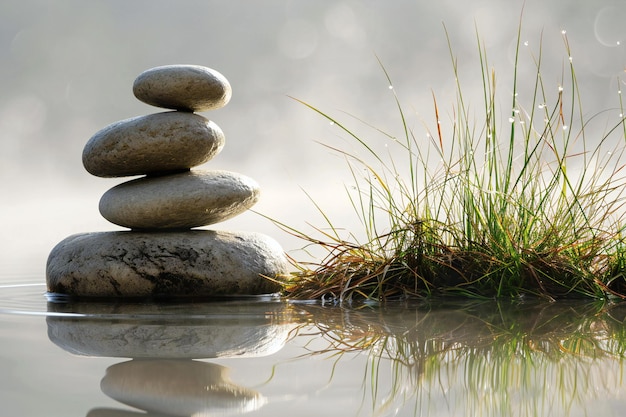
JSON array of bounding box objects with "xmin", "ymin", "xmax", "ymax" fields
[{"xmin": 2, "ymin": 283, "xmax": 626, "ymax": 417}]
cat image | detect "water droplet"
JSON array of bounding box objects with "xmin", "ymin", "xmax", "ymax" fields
[
  {"xmin": 569, "ymin": 56, "xmax": 573, "ymax": 63},
  {"xmin": 563, "ymin": 125, "xmax": 568, "ymax": 130},
  {"xmin": 508, "ymin": 117, "xmax": 515, "ymax": 123},
  {"xmin": 608, "ymin": 151, "xmax": 613, "ymax": 156},
  {"xmin": 538, "ymin": 103, "xmax": 546, "ymax": 109},
  {"xmin": 388, "ymin": 85, "xmax": 393, "ymax": 90},
  {"xmin": 513, "ymin": 108, "xmax": 520, "ymax": 114},
  {"xmin": 329, "ymin": 121, "xmax": 335, "ymax": 126},
  {"xmin": 524, "ymin": 41, "xmax": 529, "ymax": 46},
  {"xmin": 561, "ymin": 29, "xmax": 567, "ymax": 35},
  {"xmin": 619, "ymin": 90, "xmax": 622, "ymax": 95},
  {"xmin": 620, "ymin": 113, "xmax": 623, "ymax": 118},
  {"xmin": 520, "ymin": 120, "xmax": 525, "ymax": 125},
  {"xmin": 558, "ymin": 86, "xmax": 564, "ymax": 92}
]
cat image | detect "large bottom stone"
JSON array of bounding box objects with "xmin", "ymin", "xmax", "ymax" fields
[{"xmin": 46, "ymin": 230, "xmax": 288, "ymax": 298}]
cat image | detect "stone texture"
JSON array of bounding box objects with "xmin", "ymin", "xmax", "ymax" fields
[
  {"xmin": 46, "ymin": 301, "xmax": 295, "ymax": 358},
  {"xmin": 82, "ymin": 112, "xmax": 225, "ymax": 178},
  {"xmin": 45, "ymin": 230, "xmax": 288, "ymax": 298},
  {"xmin": 100, "ymin": 360, "xmax": 265, "ymax": 415},
  {"xmin": 133, "ymin": 65, "xmax": 232, "ymax": 112},
  {"xmin": 99, "ymin": 170, "xmax": 259, "ymax": 230}
]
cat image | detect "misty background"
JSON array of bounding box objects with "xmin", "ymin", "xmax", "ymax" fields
[{"xmin": 1, "ymin": 0, "xmax": 625, "ymax": 279}]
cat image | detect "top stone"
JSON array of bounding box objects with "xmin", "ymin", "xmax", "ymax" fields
[{"xmin": 133, "ymin": 65, "xmax": 232, "ymax": 112}]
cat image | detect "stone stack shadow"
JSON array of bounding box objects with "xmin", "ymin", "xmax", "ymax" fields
[{"xmin": 46, "ymin": 65, "xmax": 288, "ymax": 299}]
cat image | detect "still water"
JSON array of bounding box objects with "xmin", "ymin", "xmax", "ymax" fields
[{"xmin": 2, "ymin": 282, "xmax": 626, "ymax": 417}]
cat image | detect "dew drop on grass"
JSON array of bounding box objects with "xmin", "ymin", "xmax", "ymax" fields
[
  {"xmin": 561, "ymin": 29, "xmax": 567, "ymax": 35},
  {"xmin": 618, "ymin": 90, "xmax": 622, "ymax": 95},
  {"xmin": 538, "ymin": 103, "xmax": 546, "ymax": 109},
  {"xmin": 508, "ymin": 117, "xmax": 515, "ymax": 123},
  {"xmin": 524, "ymin": 41, "xmax": 529, "ymax": 46},
  {"xmin": 388, "ymin": 85, "xmax": 393, "ymax": 90},
  {"xmin": 329, "ymin": 121, "xmax": 335, "ymax": 126},
  {"xmin": 569, "ymin": 56, "xmax": 573, "ymax": 63},
  {"xmin": 563, "ymin": 125, "xmax": 568, "ymax": 131},
  {"xmin": 558, "ymin": 86, "xmax": 564, "ymax": 92}
]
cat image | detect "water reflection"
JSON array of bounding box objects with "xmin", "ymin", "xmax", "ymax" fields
[
  {"xmin": 45, "ymin": 298, "xmax": 626, "ymax": 416},
  {"xmin": 294, "ymin": 300, "xmax": 626, "ymax": 416},
  {"xmin": 47, "ymin": 299, "xmax": 298, "ymax": 416},
  {"xmin": 96, "ymin": 359, "xmax": 265, "ymax": 417},
  {"xmin": 46, "ymin": 299, "xmax": 297, "ymax": 358}
]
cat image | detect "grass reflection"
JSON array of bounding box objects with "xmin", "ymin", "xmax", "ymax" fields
[{"xmin": 294, "ymin": 300, "xmax": 626, "ymax": 416}]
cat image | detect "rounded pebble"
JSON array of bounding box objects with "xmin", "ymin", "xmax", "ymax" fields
[
  {"xmin": 45, "ymin": 230, "xmax": 288, "ymax": 298},
  {"xmin": 82, "ymin": 112, "xmax": 225, "ymax": 178},
  {"xmin": 99, "ymin": 170, "xmax": 259, "ymax": 230},
  {"xmin": 133, "ymin": 65, "xmax": 232, "ymax": 112}
]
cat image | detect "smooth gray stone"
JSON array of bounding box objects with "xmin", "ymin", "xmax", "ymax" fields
[
  {"xmin": 99, "ymin": 170, "xmax": 259, "ymax": 230},
  {"xmin": 82, "ymin": 112, "xmax": 225, "ymax": 178},
  {"xmin": 45, "ymin": 230, "xmax": 288, "ymax": 298},
  {"xmin": 133, "ymin": 65, "xmax": 232, "ymax": 112}
]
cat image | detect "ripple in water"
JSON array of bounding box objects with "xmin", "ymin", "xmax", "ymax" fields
[
  {"xmin": 0, "ymin": 281, "xmax": 290, "ymax": 322},
  {"xmin": 0, "ymin": 282, "xmax": 48, "ymax": 316}
]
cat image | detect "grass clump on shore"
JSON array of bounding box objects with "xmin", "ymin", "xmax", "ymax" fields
[{"xmin": 276, "ymin": 25, "xmax": 626, "ymax": 302}]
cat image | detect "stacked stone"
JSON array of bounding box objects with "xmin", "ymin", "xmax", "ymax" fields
[{"xmin": 46, "ymin": 65, "xmax": 288, "ymax": 299}]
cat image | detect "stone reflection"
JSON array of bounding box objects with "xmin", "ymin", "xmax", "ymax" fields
[
  {"xmin": 46, "ymin": 296, "xmax": 626, "ymax": 416},
  {"xmin": 46, "ymin": 299, "xmax": 298, "ymax": 416},
  {"xmin": 93, "ymin": 359, "xmax": 264, "ymax": 417},
  {"xmin": 295, "ymin": 300, "xmax": 626, "ymax": 417},
  {"xmin": 46, "ymin": 299, "xmax": 296, "ymax": 358}
]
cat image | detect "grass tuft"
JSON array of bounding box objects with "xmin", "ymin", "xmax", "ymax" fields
[{"xmin": 273, "ymin": 21, "xmax": 626, "ymax": 302}]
